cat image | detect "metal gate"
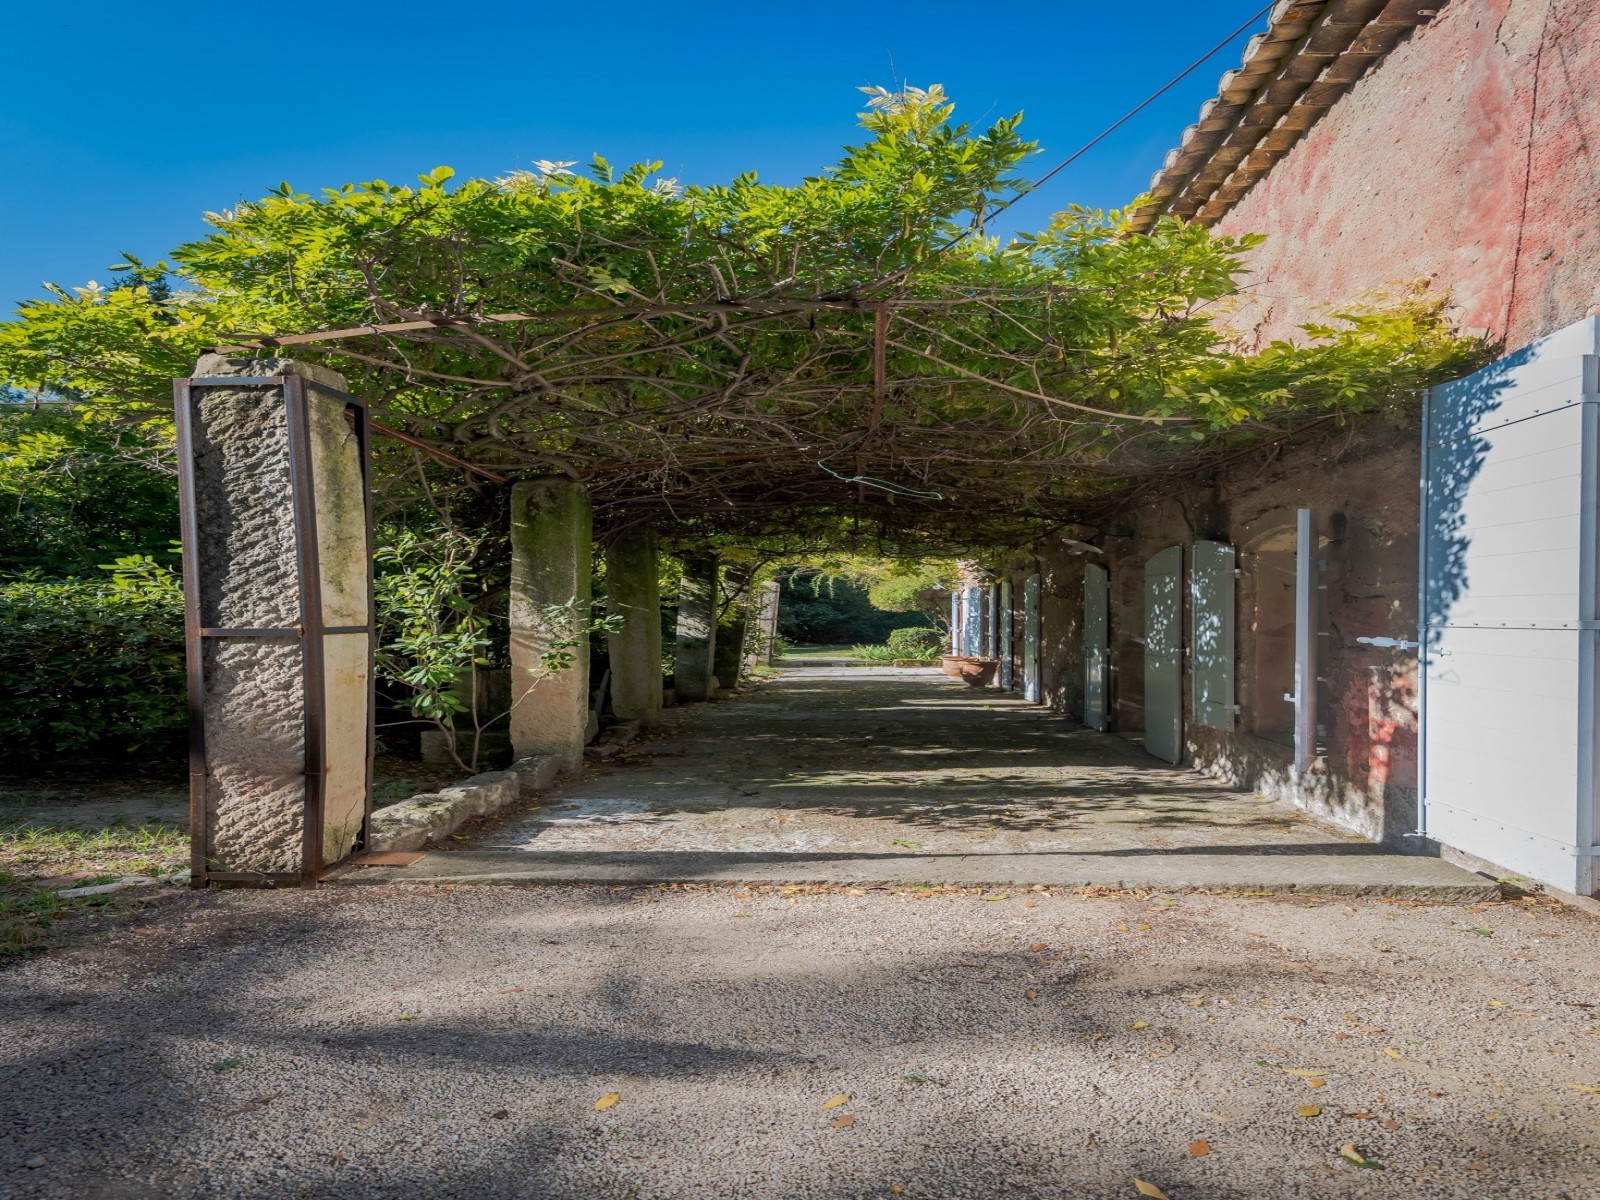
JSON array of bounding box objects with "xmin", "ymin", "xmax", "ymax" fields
[
  {"xmin": 1422, "ymin": 316, "xmax": 1600, "ymax": 896},
  {"xmin": 1084, "ymin": 563, "xmax": 1109, "ymax": 730},
  {"xmin": 1144, "ymin": 546, "xmax": 1183, "ymax": 763},
  {"xmin": 1022, "ymin": 574, "xmax": 1042, "ymax": 702}
]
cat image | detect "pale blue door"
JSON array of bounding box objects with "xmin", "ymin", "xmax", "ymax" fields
[{"xmin": 1144, "ymin": 547, "xmax": 1183, "ymax": 763}]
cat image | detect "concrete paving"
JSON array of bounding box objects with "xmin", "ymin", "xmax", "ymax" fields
[{"xmin": 365, "ymin": 667, "xmax": 1493, "ymax": 899}]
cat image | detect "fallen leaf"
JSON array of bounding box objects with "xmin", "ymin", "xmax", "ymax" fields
[
  {"xmin": 1383, "ymin": 1048, "xmax": 1404, "ymax": 1060},
  {"xmin": 1348, "ymin": 1111, "xmax": 1376, "ymax": 1120},
  {"xmin": 1465, "ymin": 1163, "xmax": 1488, "ymax": 1171},
  {"xmin": 1130, "ymin": 1020, "xmax": 1150, "ymax": 1031},
  {"xmin": 1028, "ymin": 943, "xmax": 1048, "ymax": 953},
  {"xmin": 1489, "ymin": 1000, "xmax": 1507, "ymax": 1008},
  {"xmin": 890, "ymin": 1187, "xmax": 904, "ymax": 1195},
  {"xmin": 1200, "ymin": 1110, "xmax": 1231, "ymax": 1123},
  {"xmin": 1283, "ymin": 1068, "xmax": 1328, "ymax": 1077},
  {"xmin": 1331, "ymin": 1033, "xmax": 1353, "ymax": 1040},
  {"xmin": 1466, "ymin": 906, "xmax": 1487, "ymax": 913},
  {"xmin": 594, "ymin": 1093, "xmax": 620, "ymax": 1111},
  {"xmin": 1188, "ymin": 1139, "xmax": 1211, "ymax": 1157},
  {"xmin": 1025, "ymin": 988, "xmax": 1039, "ymax": 1000},
  {"xmin": 1380, "ymin": 1119, "xmax": 1400, "ymax": 1131},
  {"xmin": 1307, "ymin": 1078, "xmax": 1327, "ymax": 1090},
  {"xmin": 398, "ymin": 1014, "xmax": 414, "ymax": 1022},
  {"xmin": 1566, "ymin": 1085, "xmax": 1600, "ymax": 1094},
  {"xmin": 820, "ymin": 1093, "xmax": 851, "ymax": 1110},
  {"xmin": 1137, "ymin": 924, "xmax": 1152, "ymax": 931},
  {"xmin": 1339, "ymin": 1143, "xmax": 1383, "ymax": 1170},
  {"xmin": 1297, "ymin": 1105, "xmax": 1322, "ymax": 1118},
  {"xmin": 829, "ymin": 1113, "xmax": 856, "ymax": 1128},
  {"xmin": 1132, "ymin": 1180, "xmax": 1170, "ymax": 1199}
]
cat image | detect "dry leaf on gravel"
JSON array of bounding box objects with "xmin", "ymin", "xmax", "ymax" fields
[
  {"xmin": 594, "ymin": 1093, "xmax": 620, "ymax": 1111},
  {"xmin": 1298, "ymin": 1106, "xmax": 1322, "ymax": 1118},
  {"xmin": 820, "ymin": 1093, "xmax": 850, "ymax": 1110},
  {"xmin": 1339, "ymin": 1143, "xmax": 1383, "ymax": 1170},
  {"xmin": 1566, "ymin": 1085, "xmax": 1600, "ymax": 1093},
  {"xmin": 1028, "ymin": 943, "xmax": 1048, "ymax": 952},
  {"xmin": 1130, "ymin": 1020, "xmax": 1150, "ymax": 1031},
  {"xmin": 1283, "ymin": 1068, "xmax": 1327, "ymax": 1077},
  {"xmin": 1383, "ymin": 1048, "xmax": 1404, "ymax": 1059},
  {"xmin": 829, "ymin": 1114, "xmax": 856, "ymax": 1128},
  {"xmin": 1132, "ymin": 1179, "xmax": 1170, "ymax": 1199},
  {"xmin": 1025, "ymin": 989, "xmax": 1038, "ymax": 1000},
  {"xmin": 1307, "ymin": 1078, "xmax": 1327, "ymax": 1089},
  {"xmin": 1188, "ymin": 1139, "xmax": 1211, "ymax": 1157}
]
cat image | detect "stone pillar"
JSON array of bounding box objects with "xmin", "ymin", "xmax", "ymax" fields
[
  {"xmin": 674, "ymin": 552, "xmax": 719, "ymax": 701},
  {"xmin": 509, "ymin": 479, "xmax": 593, "ymax": 773},
  {"xmin": 713, "ymin": 563, "xmax": 755, "ymax": 688},
  {"xmin": 746, "ymin": 580, "xmax": 782, "ymax": 667},
  {"xmin": 604, "ymin": 527, "xmax": 663, "ymax": 728},
  {"xmin": 179, "ymin": 355, "xmax": 372, "ymax": 886}
]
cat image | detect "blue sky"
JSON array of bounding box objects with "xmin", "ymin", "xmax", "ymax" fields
[{"xmin": 3, "ymin": 0, "xmax": 1267, "ymax": 309}]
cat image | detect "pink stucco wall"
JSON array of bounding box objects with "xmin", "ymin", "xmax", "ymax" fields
[{"xmin": 1215, "ymin": 0, "xmax": 1600, "ymax": 353}]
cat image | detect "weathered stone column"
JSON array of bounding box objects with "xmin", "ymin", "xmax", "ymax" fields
[
  {"xmin": 746, "ymin": 580, "xmax": 782, "ymax": 667},
  {"xmin": 674, "ymin": 552, "xmax": 719, "ymax": 701},
  {"xmin": 604, "ymin": 527, "xmax": 663, "ymax": 728},
  {"xmin": 509, "ymin": 479, "xmax": 593, "ymax": 773},
  {"xmin": 179, "ymin": 355, "xmax": 372, "ymax": 886},
  {"xmin": 713, "ymin": 563, "xmax": 755, "ymax": 688}
]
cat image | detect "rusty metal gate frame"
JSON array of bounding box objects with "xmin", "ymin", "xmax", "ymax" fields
[{"xmin": 173, "ymin": 374, "xmax": 376, "ymax": 889}]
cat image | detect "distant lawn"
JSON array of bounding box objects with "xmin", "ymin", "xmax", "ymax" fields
[{"xmin": 778, "ymin": 643, "xmax": 860, "ymax": 660}]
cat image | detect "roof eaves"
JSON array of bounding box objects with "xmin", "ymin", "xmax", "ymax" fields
[{"xmin": 1128, "ymin": 0, "xmax": 1446, "ymax": 234}]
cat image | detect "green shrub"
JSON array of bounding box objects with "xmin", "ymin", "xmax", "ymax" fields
[
  {"xmin": 850, "ymin": 643, "xmax": 902, "ymax": 661},
  {"xmin": 0, "ymin": 559, "xmax": 185, "ymax": 764},
  {"xmin": 887, "ymin": 626, "xmax": 944, "ymax": 658}
]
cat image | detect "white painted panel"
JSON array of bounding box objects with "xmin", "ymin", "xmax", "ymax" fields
[
  {"xmin": 1429, "ymin": 317, "xmax": 1598, "ymax": 442},
  {"xmin": 1022, "ymin": 574, "xmax": 1041, "ymax": 703},
  {"xmin": 1083, "ymin": 563, "xmax": 1108, "ymax": 730},
  {"xmin": 1190, "ymin": 541, "xmax": 1235, "ymax": 731},
  {"xmin": 1422, "ymin": 316, "xmax": 1600, "ymax": 896},
  {"xmin": 1429, "ymin": 406, "xmax": 1585, "ymax": 628},
  {"xmin": 999, "ymin": 580, "xmax": 1014, "ymax": 690},
  {"xmin": 963, "ymin": 586, "xmax": 983, "ymax": 656},
  {"xmin": 1144, "ymin": 547, "xmax": 1183, "ymax": 764}
]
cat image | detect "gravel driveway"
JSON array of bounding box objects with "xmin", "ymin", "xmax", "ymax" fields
[{"xmin": 3, "ymin": 882, "xmax": 1597, "ymax": 1199}]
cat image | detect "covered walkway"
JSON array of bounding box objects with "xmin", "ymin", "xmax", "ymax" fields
[{"xmin": 375, "ymin": 668, "xmax": 1488, "ymax": 897}]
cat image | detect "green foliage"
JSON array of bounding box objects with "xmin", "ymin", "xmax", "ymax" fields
[
  {"xmin": 373, "ymin": 525, "xmax": 492, "ymax": 729},
  {"xmin": 778, "ymin": 572, "xmax": 930, "ymax": 645},
  {"xmin": 886, "ymin": 625, "xmax": 946, "ymax": 658},
  {"xmin": 530, "ymin": 596, "xmax": 624, "ymax": 680},
  {"xmin": 850, "ymin": 644, "xmax": 903, "ymax": 661},
  {"xmin": 0, "ymin": 404, "xmax": 177, "ymax": 576},
  {"xmin": 0, "ymin": 86, "xmax": 1486, "ymax": 552},
  {"xmin": 0, "ymin": 562, "xmax": 185, "ymax": 764}
]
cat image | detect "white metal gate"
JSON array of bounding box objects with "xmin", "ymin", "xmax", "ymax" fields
[
  {"xmin": 1422, "ymin": 316, "xmax": 1600, "ymax": 896},
  {"xmin": 1144, "ymin": 547, "xmax": 1183, "ymax": 763},
  {"xmin": 1084, "ymin": 562, "xmax": 1109, "ymax": 730},
  {"xmin": 1022, "ymin": 574, "xmax": 1041, "ymax": 702}
]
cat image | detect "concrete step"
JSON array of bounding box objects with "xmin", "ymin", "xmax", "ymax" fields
[{"xmin": 344, "ymin": 848, "xmax": 1498, "ymax": 901}]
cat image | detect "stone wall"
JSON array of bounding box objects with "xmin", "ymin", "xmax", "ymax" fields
[
  {"xmin": 1215, "ymin": 0, "xmax": 1600, "ymax": 353},
  {"xmin": 1014, "ymin": 415, "xmax": 1421, "ymax": 843}
]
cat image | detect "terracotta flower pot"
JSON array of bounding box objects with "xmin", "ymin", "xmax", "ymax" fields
[
  {"xmin": 940, "ymin": 654, "xmax": 969, "ymax": 677},
  {"xmin": 957, "ymin": 658, "xmax": 999, "ymax": 688}
]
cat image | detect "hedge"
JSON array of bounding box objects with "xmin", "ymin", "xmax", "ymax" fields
[{"xmin": 0, "ymin": 575, "xmax": 185, "ymax": 765}]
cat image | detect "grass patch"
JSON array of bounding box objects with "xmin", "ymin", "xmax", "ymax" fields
[{"xmin": 0, "ymin": 820, "xmax": 187, "ymax": 957}]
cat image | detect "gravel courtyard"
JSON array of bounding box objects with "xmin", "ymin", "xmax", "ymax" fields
[{"xmin": 2, "ymin": 881, "xmax": 1597, "ymax": 1199}]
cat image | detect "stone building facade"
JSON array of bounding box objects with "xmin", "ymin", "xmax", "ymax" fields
[{"xmin": 991, "ymin": 0, "xmax": 1600, "ymax": 893}]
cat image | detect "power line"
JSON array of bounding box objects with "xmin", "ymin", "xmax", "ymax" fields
[{"xmin": 959, "ymin": 1, "xmax": 1277, "ymax": 240}]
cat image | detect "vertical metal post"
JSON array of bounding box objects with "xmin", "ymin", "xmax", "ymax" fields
[
  {"xmin": 172, "ymin": 379, "xmax": 210, "ymax": 887},
  {"xmin": 1293, "ymin": 507, "xmax": 1317, "ymax": 776},
  {"xmin": 1414, "ymin": 388, "xmax": 1433, "ymax": 838}
]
